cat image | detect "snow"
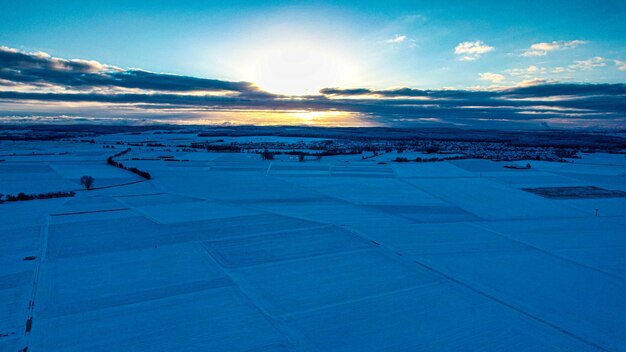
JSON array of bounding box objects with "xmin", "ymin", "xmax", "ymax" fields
[
  {"xmin": 284, "ymin": 177, "xmax": 446, "ymax": 206},
  {"xmin": 1, "ymin": 137, "xmax": 625, "ymax": 351},
  {"xmin": 393, "ymin": 161, "xmax": 475, "ymax": 178},
  {"xmin": 36, "ymin": 244, "xmax": 227, "ymax": 318},
  {"xmin": 416, "ymin": 249, "xmax": 626, "ymax": 351},
  {"xmin": 205, "ymin": 226, "xmax": 374, "ymax": 268},
  {"xmin": 285, "ymin": 283, "xmax": 596, "ymax": 351},
  {"xmin": 0, "ymin": 271, "xmax": 32, "ymax": 336},
  {"xmin": 135, "ymin": 201, "xmax": 260, "ymax": 224},
  {"xmin": 0, "ymin": 163, "xmax": 76, "ymax": 194},
  {"xmin": 233, "ymin": 249, "xmax": 439, "ymax": 316},
  {"xmin": 405, "ymin": 177, "xmax": 588, "ymax": 220},
  {"xmin": 30, "ymin": 287, "xmax": 294, "ymax": 352},
  {"xmin": 0, "ymin": 226, "xmax": 40, "ymax": 275}
]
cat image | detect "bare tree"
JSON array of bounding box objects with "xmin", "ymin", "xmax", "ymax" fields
[{"xmin": 80, "ymin": 175, "xmax": 95, "ymax": 190}]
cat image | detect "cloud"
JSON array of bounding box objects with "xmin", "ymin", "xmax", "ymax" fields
[
  {"xmin": 521, "ymin": 40, "xmax": 587, "ymax": 56},
  {"xmin": 6, "ymin": 82, "xmax": 625, "ymax": 106},
  {"xmin": 319, "ymin": 83, "xmax": 626, "ymax": 101},
  {"xmin": 501, "ymin": 83, "xmax": 626, "ymax": 98},
  {"xmin": 569, "ymin": 56, "xmax": 606, "ymax": 71},
  {"xmin": 615, "ymin": 60, "xmax": 626, "ymax": 71},
  {"xmin": 2, "ymin": 83, "xmax": 625, "ymax": 129},
  {"xmin": 454, "ymin": 41, "xmax": 494, "ymax": 61},
  {"xmin": 386, "ymin": 35, "xmax": 407, "ymax": 44},
  {"xmin": 507, "ymin": 65, "xmax": 548, "ymax": 77},
  {"xmin": 0, "ymin": 46, "xmax": 264, "ymax": 95},
  {"xmin": 0, "ymin": 46, "xmax": 111, "ymax": 73},
  {"xmin": 513, "ymin": 78, "xmax": 553, "ymax": 88},
  {"xmin": 319, "ymin": 88, "xmax": 373, "ymax": 95},
  {"xmin": 0, "ymin": 46, "xmax": 624, "ymax": 129},
  {"xmin": 478, "ymin": 72, "xmax": 506, "ymax": 83}
]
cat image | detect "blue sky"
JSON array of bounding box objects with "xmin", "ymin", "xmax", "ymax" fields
[{"xmin": 1, "ymin": 1, "xmax": 625, "ymax": 128}]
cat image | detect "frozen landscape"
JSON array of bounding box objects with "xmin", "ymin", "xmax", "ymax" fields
[
  {"xmin": 3, "ymin": 0, "xmax": 626, "ymax": 349},
  {"xmin": 1, "ymin": 126, "xmax": 625, "ymax": 351}
]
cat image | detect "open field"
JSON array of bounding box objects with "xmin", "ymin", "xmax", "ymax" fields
[{"xmin": 1, "ymin": 129, "xmax": 625, "ymax": 351}]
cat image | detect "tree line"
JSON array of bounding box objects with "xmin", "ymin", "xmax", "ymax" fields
[
  {"xmin": 106, "ymin": 148, "xmax": 152, "ymax": 180},
  {"xmin": 0, "ymin": 191, "xmax": 75, "ymax": 203}
]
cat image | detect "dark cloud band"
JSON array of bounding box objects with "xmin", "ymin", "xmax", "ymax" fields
[
  {"xmin": 0, "ymin": 47, "xmax": 262, "ymax": 94},
  {"xmin": 0, "ymin": 46, "xmax": 625, "ymax": 128}
]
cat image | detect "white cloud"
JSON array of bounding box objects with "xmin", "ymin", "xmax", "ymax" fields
[
  {"xmin": 521, "ymin": 40, "xmax": 587, "ymax": 57},
  {"xmin": 615, "ymin": 60, "xmax": 626, "ymax": 71},
  {"xmin": 507, "ymin": 65, "xmax": 547, "ymax": 77},
  {"xmin": 515, "ymin": 78, "xmax": 553, "ymax": 87},
  {"xmin": 387, "ymin": 35, "xmax": 407, "ymax": 44},
  {"xmin": 526, "ymin": 65, "xmax": 544, "ymax": 74},
  {"xmin": 569, "ymin": 56, "xmax": 606, "ymax": 71},
  {"xmin": 455, "ymin": 41, "xmax": 494, "ymax": 61},
  {"xmin": 479, "ymin": 72, "xmax": 505, "ymax": 83}
]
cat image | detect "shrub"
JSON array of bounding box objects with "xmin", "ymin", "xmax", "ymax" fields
[{"xmin": 261, "ymin": 150, "xmax": 274, "ymax": 160}]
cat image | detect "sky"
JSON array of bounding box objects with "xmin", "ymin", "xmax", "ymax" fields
[{"xmin": 1, "ymin": 0, "xmax": 625, "ymax": 129}]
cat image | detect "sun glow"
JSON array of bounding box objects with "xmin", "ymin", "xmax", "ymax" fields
[
  {"xmin": 242, "ymin": 39, "xmax": 359, "ymax": 96},
  {"xmin": 169, "ymin": 110, "xmax": 376, "ymax": 126}
]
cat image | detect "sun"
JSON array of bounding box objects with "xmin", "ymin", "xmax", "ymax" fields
[{"xmin": 243, "ymin": 40, "xmax": 358, "ymax": 96}]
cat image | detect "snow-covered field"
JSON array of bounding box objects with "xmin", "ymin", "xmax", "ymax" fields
[{"xmin": 1, "ymin": 134, "xmax": 625, "ymax": 351}]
